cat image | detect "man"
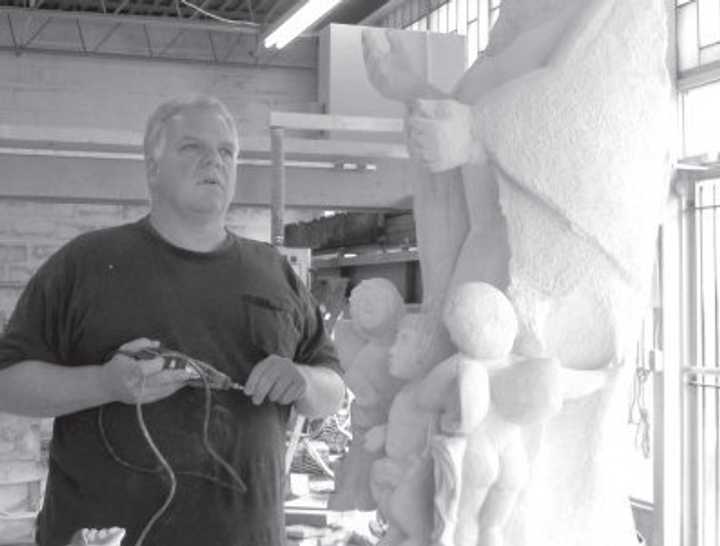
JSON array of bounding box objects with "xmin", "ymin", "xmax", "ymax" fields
[{"xmin": 0, "ymin": 96, "xmax": 345, "ymax": 546}]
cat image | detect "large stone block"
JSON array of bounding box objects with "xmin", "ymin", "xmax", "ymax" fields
[{"xmin": 0, "ymin": 414, "xmax": 41, "ymax": 462}]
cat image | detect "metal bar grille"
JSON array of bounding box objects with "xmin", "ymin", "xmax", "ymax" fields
[{"xmin": 686, "ymin": 178, "xmax": 720, "ymax": 546}]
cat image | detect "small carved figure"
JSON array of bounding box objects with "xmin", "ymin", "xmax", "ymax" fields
[
  {"xmin": 329, "ymin": 279, "xmax": 405, "ymax": 511},
  {"xmin": 365, "ymin": 313, "xmax": 439, "ymax": 545},
  {"xmin": 419, "ymin": 283, "xmax": 561, "ymax": 546}
]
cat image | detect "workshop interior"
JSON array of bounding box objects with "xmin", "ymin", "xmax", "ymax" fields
[{"xmin": 0, "ymin": 1, "xmax": 718, "ymax": 545}]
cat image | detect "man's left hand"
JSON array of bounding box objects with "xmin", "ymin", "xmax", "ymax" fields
[{"xmin": 245, "ymin": 355, "xmax": 308, "ymax": 406}]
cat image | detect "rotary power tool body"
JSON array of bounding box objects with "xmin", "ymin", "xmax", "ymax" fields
[{"xmin": 116, "ymin": 346, "xmax": 245, "ymax": 392}]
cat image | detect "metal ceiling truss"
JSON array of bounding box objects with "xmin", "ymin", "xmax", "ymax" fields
[
  {"xmin": 0, "ymin": 0, "xmax": 288, "ymax": 23},
  {"xmin": 0, "ymin": 1, "xmax": 309, "ymax": 67}
]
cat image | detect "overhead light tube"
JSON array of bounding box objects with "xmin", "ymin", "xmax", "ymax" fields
[{"xmin": 263, "ymin": 0, "xmax": 344, "ymax": 50}]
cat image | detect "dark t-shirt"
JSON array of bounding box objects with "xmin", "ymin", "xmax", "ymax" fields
[{"xmin": 0, "ymin": 217, "xmax": 340, "ymax": 546}]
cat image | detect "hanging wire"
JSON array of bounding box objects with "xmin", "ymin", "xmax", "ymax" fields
[
  {"xmin": 177, "ymin": 0, "xmax": 255, "ymax": 26},
  {"xmin": 628, "ymin": 337, "xmax": 652, "ymax": 459}
]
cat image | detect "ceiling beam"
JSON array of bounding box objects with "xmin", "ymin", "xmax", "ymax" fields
[
  {"xmin": 0, "ymin": 124, "xmax": 408, "ymax": 162},
  {"xmin": 0, "ymin": 153, "xmax": 412, "ymax": 209},
  {"xmin": 0, "ymin": 122, "xmax": 412, "ymax": 209}
]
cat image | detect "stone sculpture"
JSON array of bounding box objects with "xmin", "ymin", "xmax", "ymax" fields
[
  {"xmin": 329, "ymin": 279, "xmax": 405, "ymax": 511},
  {"xmin": 362, "ymin": 0, "xmax": 673, "ymax": 544}
]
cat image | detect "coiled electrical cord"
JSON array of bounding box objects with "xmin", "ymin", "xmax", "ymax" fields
[{"xmin": 97, "ymin": 357, "xmax": 247, "ymax": 546}]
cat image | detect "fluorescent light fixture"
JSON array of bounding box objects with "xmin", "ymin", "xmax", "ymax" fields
[{"xmin": 263, "ymin": 0, "xmax": 344, "ymax": 50}]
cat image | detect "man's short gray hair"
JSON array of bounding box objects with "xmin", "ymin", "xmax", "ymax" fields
[{"xmin": 143, "ymin": 95, "xmax": 239, "ymax": 163}]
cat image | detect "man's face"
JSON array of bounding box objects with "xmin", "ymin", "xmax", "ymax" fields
[{"xmin": 148, "ymin": 106, "xmax": 238, "ymax": 219}]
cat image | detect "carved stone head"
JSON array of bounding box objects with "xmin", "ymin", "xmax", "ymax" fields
[
  {"xmin": 349, "ymin": 278, "xmax": 405, "ymax": 339},
  {"xmin": 442, "ymin": 282, "xmax": 518, "ymax": 360}
]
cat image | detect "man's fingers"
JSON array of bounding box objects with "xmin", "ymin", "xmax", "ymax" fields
[
  {"xmin": 245, "ymin": 356, "xmax": 284, "ymax": 391},
  {"xmin": 246, "ymin": 356, "xmax": 305, "ymax": 406},
  {"xmin": 144, "ymin": 369, "xmax": 193, "ymax": 388},
  {"xmin": 267, "ymin": 373, "xmax": 293, "ymax": 403},
  {"xmin": 247, "ymin": 361, "xmax": 281, "ymax": 405},
  {"xmin": 244, "ymin": 358, "xmax": 270, "ymax": 393},
  {"xmin": 250, "ymin": 380, "xmax": 272, "ymax": 405},
  {"xmin": 130, "ymin": 357, "xmax": 166, "ymax": 376},
  {"xmin": 124, "ymin": 359, "xmax": 191, "ymax": 403},
  {"xmin": 279, "ymin": 383, "xmax": 305, "ymax": 405}
]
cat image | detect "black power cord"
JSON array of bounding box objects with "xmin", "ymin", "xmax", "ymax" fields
[{"xmin": 97, "ymin": 358, "xmax": 247, "ymax": 546}]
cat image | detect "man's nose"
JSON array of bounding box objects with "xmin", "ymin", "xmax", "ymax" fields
[{"xmin": 201, "ymin": 146, "xmax": 223, "ymax": 166}]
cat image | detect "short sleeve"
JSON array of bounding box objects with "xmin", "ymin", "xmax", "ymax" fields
[
  {"xmin": 0, "ymin": 247, "xmax": 77, "ymax": 370},
  {"xmin": 282, "ymin": 260, "xmax": 342, "ymax": 377}
]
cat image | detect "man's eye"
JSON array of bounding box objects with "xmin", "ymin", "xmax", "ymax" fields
[
  {"xmin": 180, "ymin": 143, "xmax": 199, "ymax": 152},
  {"xmin": 220, "ymin": 148, "xmax": 234, "ymax": 159}
]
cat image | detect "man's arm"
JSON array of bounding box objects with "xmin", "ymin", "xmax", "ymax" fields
[
  {"xmin": 0, "ymin": 360, "xmax": 113, "ymax": 418},
  {"xmin": 0, "ymin": 338, "xmax": 192, "ymax": 418}
]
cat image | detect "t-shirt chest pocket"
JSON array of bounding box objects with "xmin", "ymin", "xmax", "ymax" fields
[{"xmin": 240, "ymin": 294, "xmax": 301, "ymax": 360}]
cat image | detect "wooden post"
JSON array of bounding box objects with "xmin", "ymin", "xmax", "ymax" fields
[
  {"xmin": 271, "ymin": 125, "xmax": 305, "ymax": 474},
  {"xmin": 270, "ymin": 126, "xmax": 286, "ymax": 246}
]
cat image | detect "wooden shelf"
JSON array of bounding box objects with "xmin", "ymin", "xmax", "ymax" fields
[{"xmin": 313, "ymin": 248, "xmax": 418, "ymax": 269}]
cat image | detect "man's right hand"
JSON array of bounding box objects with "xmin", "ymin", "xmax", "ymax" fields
[{"xmin": 100, "ymin": 338, "xmax": 192, "ymax": 405}]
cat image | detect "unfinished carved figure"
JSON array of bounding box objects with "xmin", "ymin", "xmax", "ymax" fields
[{"xmin": 362, "ymin": 0, "xmax": 673, "ymax": 544}]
